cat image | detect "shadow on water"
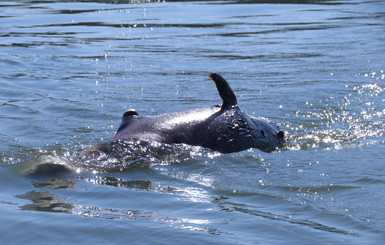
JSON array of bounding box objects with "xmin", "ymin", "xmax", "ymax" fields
[
  {"xmin": 15, "ymin": 170, "xmax": 229, "ymax": 235},
  {"xmin": 13, "ymin": 165, "xmax": 362, "ymax": 238},
  {"xmin": 16, "ymin": 190, "xmax": 74, "ymax": 213}
]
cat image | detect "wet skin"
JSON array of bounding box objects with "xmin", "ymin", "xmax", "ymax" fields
[{"xmin": 92, "ymin": 73, "xmax": 284, "ymax": 154}]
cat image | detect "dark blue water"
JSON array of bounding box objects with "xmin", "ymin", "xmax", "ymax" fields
[{"xmin": 1, "ymin": 0, "xmax": 384, "ymax": 244}]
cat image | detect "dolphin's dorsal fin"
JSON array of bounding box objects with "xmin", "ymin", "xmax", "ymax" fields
[{"xmin": 209, "ymin": 73, "xmax": 238, "ymax": 110}]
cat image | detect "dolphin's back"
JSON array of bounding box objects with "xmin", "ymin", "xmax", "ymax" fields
[{"xmin": 102, "ymin": 73, "xmax": 285, "ymax": 154}]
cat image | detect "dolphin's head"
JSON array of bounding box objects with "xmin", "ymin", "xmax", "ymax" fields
[{"xmin": 249, "ymin": 116, "xmax": 285, "ymax": 152}]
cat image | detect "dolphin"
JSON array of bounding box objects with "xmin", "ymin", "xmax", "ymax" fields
[{"xmin": 90, "ymin": 73, "xmax": 284, "ymax": 155}]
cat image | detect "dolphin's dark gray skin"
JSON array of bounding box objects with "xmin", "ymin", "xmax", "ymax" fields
[{"xmin": 92, "ymin": 73, "xmax": 284, "ymax": 154}]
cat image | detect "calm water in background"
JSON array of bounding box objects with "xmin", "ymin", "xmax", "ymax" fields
[{"xmin": 0, "ymin": 0, "xmax": 384, "ymax": 244}]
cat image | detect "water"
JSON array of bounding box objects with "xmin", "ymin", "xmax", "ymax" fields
[{"xmin": 1, "ymin": 0, "xmax": 384, "ymax": 244}]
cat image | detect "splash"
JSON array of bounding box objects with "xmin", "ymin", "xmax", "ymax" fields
[
  {"xmin": 14, "ymin": 141, "xmax": 217, "ymax": 175},
  {"xmin": 285, "ymin": 73, "xmax": 384, "ymax": 151}
]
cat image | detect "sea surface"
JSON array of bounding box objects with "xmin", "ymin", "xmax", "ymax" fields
[{"xmin": 0, "ymin": 0, "xmax": 384, "ymax": 244}]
